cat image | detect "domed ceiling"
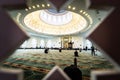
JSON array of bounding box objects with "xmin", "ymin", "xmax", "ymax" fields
[
  {"xmin": 24, "ymin": 9, "xmax": 89, "ymax": 35},
  {"xmin": 7, "ymin": 0, "xmax": 113, "ymax": 37}
]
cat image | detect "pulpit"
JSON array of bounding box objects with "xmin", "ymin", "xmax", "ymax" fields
[{"xmin": 68, "ymin": 42, "xmax": 73, "ymax": 49}]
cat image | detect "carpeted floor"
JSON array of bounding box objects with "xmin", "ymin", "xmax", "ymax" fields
[{"xmin": 1, "ymin": 49, "xmax": 114, "ymax": 80}]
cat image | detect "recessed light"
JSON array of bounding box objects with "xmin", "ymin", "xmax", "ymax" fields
[
  {"xmin": 32, "ymin": 6, "xmax": 35, "ymax": 9},
  {"xmin": 47, "ymin": 4, "xmax": 50, "ymax": 7},
  {"xmin": 72, "ymin": 7, "xmax": 76, "ymax": 10},
  {"xmin": 68, "ymin": 6, "xmax": 71, "ymax": 9},
  {"xmin": 25, "ymin": 8, "xmax": 28, "ymax": 11},
  {"xmin": 28, "ymin": 7, "xmax": 31, "ymax": 9},
  {"xmin": 36, "ymin": 4, "xmax": 40, "ymax": 7},
  {"xmin": 42, "ymin": 4, "xmax": 45, "ymax": 7},
  {"xmin": 80, "ymin": 10, "xmax": 83, "ymax": 13}
]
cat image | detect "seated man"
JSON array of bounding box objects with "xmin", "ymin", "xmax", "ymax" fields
[
  {"xmin": 74, "ymin": 50, "xmax": 79, "ymax": 57},
  {"xmin": 44, "ymin": 48, "xmax": 48, "ymax": 53},
  {"xmin": 59, "ymin": 47, "xmax": 62, "ymax": 52}
]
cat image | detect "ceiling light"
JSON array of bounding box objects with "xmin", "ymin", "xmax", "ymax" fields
[
  {"xmin": 72, "ymin": 7, "xmax": 76, "ymax": 10},
  {"xmin": 83, "ymin": 11, "xmax": 86, "ymax": 14},
  {"xmin": 42, "ymin": 4, "xmax": 45, "ymax": 7},
  {"xmin": 25, "ymin": 8, "xmax": 28, "ymax": 11},
  {"xmin": 80, "ymin": 10, "xmax": 83, "ymax": 13},
  {"xmin": 36, "ymin": 4, "xmax": 40, "ymax": 7},
  {"xmin": 68, "ymin": 6, "xmax": 71, "ymax": 9},
  {"xmin": 85, "ymin": 13, "xmax": 88, "ymax": 16},
  {"xmin": 28, "ymin": 7, "xmax": 31, "ymax": 10},
  {"xmin": 32, "ymin": 6, "xmax": 36, "ymax": 9},
  {"xmin": 47, "ymin": 4, "xmax": 50, "ymax": 7}
]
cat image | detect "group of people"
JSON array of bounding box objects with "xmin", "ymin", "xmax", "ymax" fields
[
  {"xmin": 66, "ymin": 46, "xmax": 96, "ymax": 80},
  {"xmin": 44, "ymin": 47, "xmax": 62, "ymax": 54},
  {"xmin": 44, "ymin": 45, "xmax": 96, "ymax": 56},
  {"xmin": 43, "ymin": 46, "xmax": 96, "ymax": 80},
  {"xmin": 74, "ymin": 45, "xmax": 96, "ymax": 57}
]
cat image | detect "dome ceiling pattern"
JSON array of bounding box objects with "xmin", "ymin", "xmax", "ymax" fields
[
  {"xmin": 40, "ymin": 9, "xmax": 72, "ymax": 25},
  {"xmin": 24, "ymin": 9, "xmax": 88, "ymax": 36},
  {"xmin": 13, "ymin": 0, "xmax": 112, "ymax": 37}
]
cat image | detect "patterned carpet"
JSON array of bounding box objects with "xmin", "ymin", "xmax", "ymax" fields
[{"xmin": 1, "ymin": 49, "xmax": 114, "ymax": 80}]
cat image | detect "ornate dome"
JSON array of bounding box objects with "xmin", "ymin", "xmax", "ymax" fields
[{"xmin": 24, "ymin": 9, "xmax": 88, "ymax": 36}]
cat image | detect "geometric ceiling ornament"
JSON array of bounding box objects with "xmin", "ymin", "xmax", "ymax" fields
[
  {"xmin": 91, "ymin": 70, "xmax": 120, "ymax": 80},
  {"xmin": 0, "ymin": 0, "xmax": 27, "ymax": 9},
  {"xmin": 45, "ymin": 0, "xmax": 73, "ymax": 12},
  {"xmin": 0, "ymin": 68, "xmax": 23, "ymax": 80},
  {"xmin": 42, "ymin": 66, "xmax": 71, "ymax": 80},
  {"xmin": 87, "ymin": 0, "xmax": 120, "ymax": 69},
  {"xmin": 23, "ymin": 10, "xmax": 88, "ymax": 36},
  {"xmin": 0, "ymin": 1, "xmax": 28, "ymax": 62},
  {"xmin": 87, "ymin": 0, "xmax": 120, "ymax": 80},
  {"xmin": 85, "ymin": 0, "xmax": 120, "ymax": 9}
]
